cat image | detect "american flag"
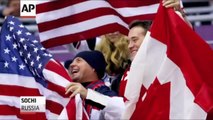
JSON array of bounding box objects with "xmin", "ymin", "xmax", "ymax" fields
[
  {"xmin": 0, "ymin": 16, "xmax": 85, "ymax": 119},
  {"xmin": 36, "ymin": 0, "xmax": 160, "ymax": 48}
]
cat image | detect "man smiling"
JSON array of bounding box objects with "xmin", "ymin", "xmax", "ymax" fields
[{"xmin": 65, "ymin": 50, "xmax": 124, "ymax": 119}]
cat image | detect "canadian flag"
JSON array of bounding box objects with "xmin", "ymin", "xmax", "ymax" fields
[{"xmin": 122, "ymin": 3, "xmax": 213, "ymax": 120}]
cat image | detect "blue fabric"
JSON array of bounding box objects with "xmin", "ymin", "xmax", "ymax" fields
[{"xmin": 0, "ymin": 16, "xmax": 52, "ymax": 87}]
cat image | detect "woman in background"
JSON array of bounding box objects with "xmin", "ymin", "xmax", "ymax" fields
[{"xmin": 96, "ymin": 31, "xmax": 130, "ymax": 93}]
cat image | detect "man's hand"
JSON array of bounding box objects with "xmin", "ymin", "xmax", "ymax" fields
[
  {"xmin": 65, "ymin": 82, "xmax": 88, "ymax": 99},
  {"xmin": 163, "ymin": 0, "xmax": 180, "ymax": 9},
  {"xmin": 162, "ymin": 0, "xmax": 192, "ymax": 28}
]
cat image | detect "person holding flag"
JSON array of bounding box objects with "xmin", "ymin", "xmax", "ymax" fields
[
  {"xmin": 121, "ymin": 0, "xmax": 213, "ymax": 120},
  {"xmin": 0, "ymin": 15, "xmax": 87, "ymax": 119},
  {"xmin": 64, "ymin": 51, "xmax": 125, "ymax": 119}
]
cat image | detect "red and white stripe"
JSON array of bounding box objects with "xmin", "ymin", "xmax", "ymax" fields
[
  {"xmin": 36, "ymin": 0, "xmax": 159, "ymax": 48},
  {"xmin": 0, "ymin": 59, "xmax": 86, "ymax": 119},
  {"xmin": 122, "ymin": 4, "xmax": 213, "ymax": 119}
]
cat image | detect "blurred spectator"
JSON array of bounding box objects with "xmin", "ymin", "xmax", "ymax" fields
[
  {"xmin": 0, "ymin": 0, "xmax": 20, "ymax": 18},
  {"xmin": 95, "ymin": 32, "xmax": 130, "ymax": 93}
]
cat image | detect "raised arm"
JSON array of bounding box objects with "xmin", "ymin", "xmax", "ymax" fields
[{"xmin": 163, "ymin": 0, "xmax": 193, "ymax": 28}]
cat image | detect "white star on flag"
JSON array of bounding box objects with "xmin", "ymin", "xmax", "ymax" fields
[
  {"xmin": 4, "ymin": 48, "xmax": 10, "ymax": 54},
  {"xmin": 6, "ymin": 35, "xmax": 12, "ymax": 41}
]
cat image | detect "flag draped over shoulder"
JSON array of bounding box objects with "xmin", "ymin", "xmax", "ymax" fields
[
  {"xmin": 123, "ymin": 3, "xmax": 213, "ymax": 120},
  {"xmin": 36, "ymin": 0, "xmax": 160, "ymax": 48},
  {"xmin": 0, "ymin": 16, "xmax": 87, "ymax": 119}
]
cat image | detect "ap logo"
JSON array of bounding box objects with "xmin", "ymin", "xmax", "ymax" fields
[{"xmin": 20, "ymin": 0, "xmax": 36, "ymax": 18}]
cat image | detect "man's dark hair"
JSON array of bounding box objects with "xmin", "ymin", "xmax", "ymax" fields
[{"xmin": 129, "ymin": 20, "xmax": 152, "ymax": 32}]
